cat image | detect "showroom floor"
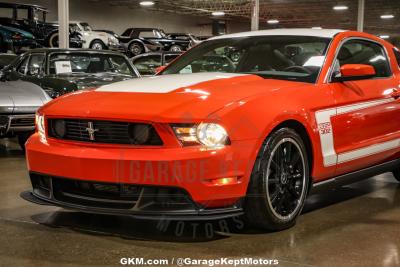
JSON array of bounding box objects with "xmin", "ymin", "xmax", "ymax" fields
[{"xmin": 1, "ymin": 138, "xmax": 399, "ymax": 267}]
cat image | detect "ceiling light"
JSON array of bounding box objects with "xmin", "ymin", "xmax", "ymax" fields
[
  {"xmin": 379, "ymin": 35, "xmax": 390, "ymax": 39},
  {"xmin": 140, "ymin": 1, "xmax": 155, "ymax": 6},
  {"xmin": 333, "ymin": 5, "xmax": 348, "ymax": 10},
  {"xmin": 267, "ymin": 19, "xmax": 279, "ymax": 24},
  {"xmin": 312, "ymin": 27, "xmax": 322, "ymax": 29},
  {"xmin": 380, "ymin": 14, "xmax": 394, "ymax": 19},
  {"xmin": 212, "ymin": 11, "xmax": 225, "ymax": 16}
]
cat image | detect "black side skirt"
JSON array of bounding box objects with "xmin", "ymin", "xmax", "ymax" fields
[{"xmin": 311, "ymin": 158, "xmax": 400, "ymax": 194}]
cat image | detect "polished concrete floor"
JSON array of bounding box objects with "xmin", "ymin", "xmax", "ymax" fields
[{"xmin": 1, "ymin": 138, "xmax": 400, "ymax": 267}]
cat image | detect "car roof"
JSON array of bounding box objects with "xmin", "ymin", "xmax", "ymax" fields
[
  {"xmin": 0, "ymin": 2, "xmax": 47, "ymax": 11},
  {"xmin": 210, "ymin": 28, "xmax": 345, "ymax": 40}
]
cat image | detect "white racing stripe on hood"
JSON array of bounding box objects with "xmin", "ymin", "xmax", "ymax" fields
[{"xmin": 96, "ymin": 73, "xmax": 246, "ymax": 93}]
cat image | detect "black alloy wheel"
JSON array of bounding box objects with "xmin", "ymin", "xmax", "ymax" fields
[{"xmin": 245, "ymin": 128, "xmax": 310, "ymax": 231}]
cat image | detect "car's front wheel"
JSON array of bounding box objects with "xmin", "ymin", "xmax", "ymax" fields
[
  {"xmin": 129, "ymin": 42, "xmax": 144, "ymax": 56},
  {"xmin": 17, "ymin": 132, "xmax": 34, "ymax": 151},
  {"xmin": 392, "ymin": 169, "xmax": 400, "ymax": 182},
  {"xmin": 245, "ymin": 128, "xmax": 310, "ymax": 231},
  {"xmin": 90, "ymin": 40, "xmax": 105, "ymax": 50},
  {"xmin": 169, "ymin": 44, "xmax": 183, "ymax": 52}
]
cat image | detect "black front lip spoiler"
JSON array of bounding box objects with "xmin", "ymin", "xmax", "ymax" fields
[{"xmin": 20, "ymin": 191, "xmax": 244, "ymax": 221}]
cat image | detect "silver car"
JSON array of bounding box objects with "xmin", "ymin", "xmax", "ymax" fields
[{"xmin": 0, "ymin": 80, "xmax": 51, "ymax": 149}]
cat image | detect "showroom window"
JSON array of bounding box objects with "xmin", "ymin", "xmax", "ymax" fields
[{"xmin": 335, "ymin": 39, "xmax": 391, "ymax": 78}]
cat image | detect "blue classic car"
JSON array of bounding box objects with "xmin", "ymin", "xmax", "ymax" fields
[{"xmin": 0, "ymin": 24, "xmax": 37, "ymax": 53}]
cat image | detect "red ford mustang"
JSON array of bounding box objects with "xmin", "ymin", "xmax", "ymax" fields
[{"xmin": 22, "ymin": 29, "xmax": 400, "ymax": 230}]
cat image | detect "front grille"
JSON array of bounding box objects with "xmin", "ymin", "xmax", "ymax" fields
[
  {"xmin": 47, "ymin": 119, "xmax": 163, "ymax": 145},
  {"xmin": 10, "ymin": 116, "xmax": 35, "ymax": 127}
]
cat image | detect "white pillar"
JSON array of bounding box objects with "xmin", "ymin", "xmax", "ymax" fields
[
  {"xmin": 251, "ymin": 0, "xmax": 259, "ymax": 31},
  {"xmin": 357, "ymin": 0, "xmax": 365, "ymax": 32},
  {"xmin": 58, "ymin": 0, "xmax": 69, "ymax": 48}
]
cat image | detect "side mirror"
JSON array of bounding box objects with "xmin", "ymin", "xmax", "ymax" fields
[
  {"xmin": 332, "ymin": 64, "xmax": 376, "ymax": 82},
  {"xmin": 154, "ymin": 65, "xmax": 166, "ymax": 74}
]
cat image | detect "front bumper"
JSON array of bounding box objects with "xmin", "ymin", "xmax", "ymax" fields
[
  {"xmin": 0, "ymin": 114, "xmax": 35, "ymax": 137},
  {"xmin": 25, "ymin": 133, "xmax": 258, "ymax": 211},
  {"xmin": 21, "ymin": 173, "xmax": 243, "ymax": 220},
  {"xmin": 108, "ymin": 43, "xmax": 126, "ymax": 53}
]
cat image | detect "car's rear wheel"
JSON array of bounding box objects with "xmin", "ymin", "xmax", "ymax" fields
[
  {"xmin": 48, "ymin": 33, "xmax": 59, "ymax": 47},
  {"xmin": 129, "ymin": 42, "xmax": 144, "ymax": 56},
  {"xmin": 245, "ymin": 128, "xmax": 310, "ymax": 231},
  {"xmin": 392, "ymin": 169, "xmax": 400, "ymax": 182}
]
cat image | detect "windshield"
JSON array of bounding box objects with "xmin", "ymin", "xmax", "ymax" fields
[
  {"xmin": 80, "ymin": 23, "xmax": 92, "ymax": 31},
  {"xmin": 48, "ymin": 53, "xmax": 137, "ymax": 76},
  {"xmin": 162, "ymin": 35, "xmax": 331, "ymax": 83}
]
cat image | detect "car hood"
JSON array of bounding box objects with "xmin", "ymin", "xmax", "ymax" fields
[
  {"xmin": 42, "ymin": 72, "xmax": 302, "ymax": 121},
  {"xmin": 50, "ymin": 72, "xmax": 136, "ymax": 90},
  {"xmin": 0, "ymin": 81, "xmax": 51, "ymax": 113}
]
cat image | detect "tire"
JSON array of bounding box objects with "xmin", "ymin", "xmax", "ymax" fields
[
  {"xmin": 48, "ymin": 32, "xmax": 59, "ymax": 47},
  {"xmin": 128, "ymin": 42, "xmax": 144, "ymax": 56},
  {"xmin": 169, "ymin": 44, "xmax": 183, "ymax": 52},
  {"xmin": 392, "ymin": 169, "xmax": 400, "ymax": 182},
  {"xmin": 17, "ymin": 132, "xmax": 33, "ymax": 151},
  {"xmin": 90, "ymin": 40, "xmax": 105, "ymax": 50},
  {"xmin": 245, "ymin": 128, "xmax": 310, "ymax": 231}
]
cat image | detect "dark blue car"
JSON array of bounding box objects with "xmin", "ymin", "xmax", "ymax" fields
[{"xmin": 0, "ymin": 25, "xmax": 37, "ymax": 53}]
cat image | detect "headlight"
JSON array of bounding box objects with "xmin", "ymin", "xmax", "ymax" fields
[
  {"xmin": 172, "ymin": 123, "xmax": 229, "ymax": 148},
  {"xmin": 35, "ymin": 113, "xmax": 46, "ymax": 140}
]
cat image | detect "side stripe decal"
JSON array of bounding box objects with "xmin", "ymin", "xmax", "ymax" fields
[{"xmin": 315, "ymin": 98, "xmax": 396, "ymax": 167}]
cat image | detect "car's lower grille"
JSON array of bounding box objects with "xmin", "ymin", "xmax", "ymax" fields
[
  {"xmin": 30, "ymin": 173, "xmax": 194, "ymax": 210},
  {"xmin": 47, "ymin": 119, "xmax": 163, "ymax": 146},
  {"xmin": 9, "ymin": 115, "xmax": 35, "ymax": 127}
]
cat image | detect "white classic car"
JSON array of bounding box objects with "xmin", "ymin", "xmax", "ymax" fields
[{"xmin": 69, "ymin": 21, "xmax": 123, "ymax": 51}]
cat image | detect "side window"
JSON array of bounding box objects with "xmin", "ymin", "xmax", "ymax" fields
[
  {"xmin": 336, "ymin": 39, "xmax": 391, "ymax": 78},
  {"xmin": 133, "ymin": 55, "xmax": 161, "ymax": 75},
  {"xmin": 17, "ymin": 56, "xmax": 30, "ymax": 75},
  {"xmin": 139, "ymin": 31, "xmax": 156, "ymax": 38},
  {"xmin": 394, "ymin": 48, "xmax": 400, "ymax": 68},
  {"xmin": 27, "ymin": 54, "xmax": 45, "ymax": 76}
]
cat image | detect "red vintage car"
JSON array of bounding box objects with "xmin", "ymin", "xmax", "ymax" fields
[{"xmin": 22, "ymin": 29, "xmax": 400, "ymax": 231}]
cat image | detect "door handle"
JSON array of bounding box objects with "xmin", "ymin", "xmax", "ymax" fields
[{"xmin": 390, "ymin": 89, "xmax": 400, "ymax": 100}]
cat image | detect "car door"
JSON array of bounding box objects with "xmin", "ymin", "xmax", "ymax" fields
[{"xmin": 328, "ymin": 38, "xmax": 400, "ymax": 175}]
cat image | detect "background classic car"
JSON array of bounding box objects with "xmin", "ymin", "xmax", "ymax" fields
[
  {"xmin": 120, "ymin": 28, "xmax": 188, "ymax": 56},
  {"xmin": 0, "ymin": 24, "xmax": 37, "ymax": 53},
  {"xmin": 0, "ymin": 2, "xmax": 82, "ymax": 48},
  {"xmin": 1, "ymin": 49, "xmax": 140, "ymax": 98},
  {"xmin": 69, "ymin": 21, "xmax": 123, "ymax": 51},
  {"xmin": 0, "ymin": 80, "xmax": 51, "ymax": 149}
]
